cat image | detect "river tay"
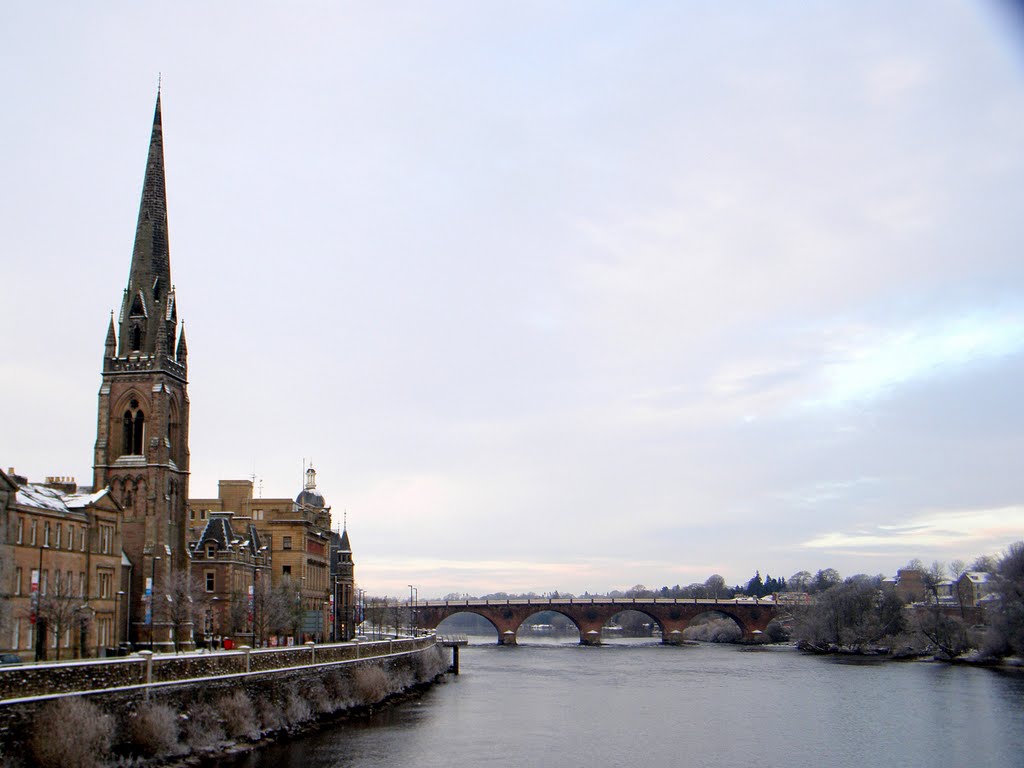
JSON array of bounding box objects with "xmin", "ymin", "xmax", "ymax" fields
[{"xmin": 209, "ymin": 638, "xmax": 1024, "ymax": 768}]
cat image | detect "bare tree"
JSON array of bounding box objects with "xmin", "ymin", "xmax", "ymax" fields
[
  {"xmin": 916, "ymin": 607, "xmax": 968, "ymax": 659},
  {"xmin": 36, "ymin": 572, "xmax": 82, "ymax": 660},
  {"xmin": 164, "ymin": 571, "xmax": 209, "ymax": 652},
  {"xmin": 982, "ymin": 541, "xmax": 1024, "ymax": 658}
]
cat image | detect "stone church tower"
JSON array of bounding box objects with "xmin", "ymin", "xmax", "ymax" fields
[{"xmin": 93, "ymin": 91, "xmax": 190, "ymax": 647}]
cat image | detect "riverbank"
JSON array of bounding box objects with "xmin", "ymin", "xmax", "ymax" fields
[{"xmin": 0, "ymin": 640, "xmax": 450, "ymax": 767}]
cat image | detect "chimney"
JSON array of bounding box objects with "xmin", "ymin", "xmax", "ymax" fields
[{"xmin": 43, "ymin": 476, "xmax": 78, "ymax": 494}]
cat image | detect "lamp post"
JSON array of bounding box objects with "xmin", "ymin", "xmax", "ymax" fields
[
  {"xmin": 408, "ymin": 585, "xmax": 417, "ymax": 635},
  {"xmin": 148, "ymin": 555, "xmax": 161, "ymax": 651},
  {"xmin": 114, "ymin": 590, "xmax": 125, "ymax": 653}
]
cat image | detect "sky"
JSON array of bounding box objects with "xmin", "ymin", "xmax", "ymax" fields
[{"xmin": 3, "ymin": 1, "xmax": 1024, "ymax": 598}]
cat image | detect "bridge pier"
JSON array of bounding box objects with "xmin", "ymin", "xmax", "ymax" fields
[
  {"xmin": 498, "ymin": 630, "xmax": 517, "ymax": 645},
  {"xmin": 580, "ymin": 630, "xmax": 601, "ymax": 646}
]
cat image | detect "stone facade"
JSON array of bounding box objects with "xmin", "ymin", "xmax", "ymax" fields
[
  {"xmin": 190, "ymin": 511, "xmax": 270, "ymax": 648},
  {"xmin": 188, "ymin": 467, "xmax": 346, "ymax": 644},
  {"xmin": 0, "ymin": 469, "xmax": 126, "ymax": 660}
]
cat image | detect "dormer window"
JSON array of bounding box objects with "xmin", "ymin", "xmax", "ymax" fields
[{"xmin": 206, "ymin": 544, "xmax": 216, "ymax": 559}]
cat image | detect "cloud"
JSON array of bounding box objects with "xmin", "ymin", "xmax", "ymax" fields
[{"xmin": 801, "ymin": 505, "xmax": 1024, "ymax": 553}]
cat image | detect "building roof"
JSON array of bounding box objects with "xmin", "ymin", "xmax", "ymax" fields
[
  {"xmin": 16, "ymin": 484, "xmax": 73, "ymax": 513},
  {"xmin": 195, "ymin": 513, "xmax": 236, "ymax": 551},
  {"xmin": 962, "ymin": 571, "xmax": 992, "ymax": 584},
  {"xmin": 295, "ymin": 487, "xmax": 326, "ymax": 509}
]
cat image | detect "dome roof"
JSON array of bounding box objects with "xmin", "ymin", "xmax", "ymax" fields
[{"xmin": 296, "ymin": 487, "xmax": 326, "ymax": 508}]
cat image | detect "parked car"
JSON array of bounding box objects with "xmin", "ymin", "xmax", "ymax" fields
[{"xmin": 0, "ymin": 654, "xmax": 23, "ymax": 665}]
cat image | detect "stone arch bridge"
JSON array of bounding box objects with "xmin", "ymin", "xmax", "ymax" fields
[{"xmin": 416, "ymin": 597, "xmax": 779, "ymax": 645}]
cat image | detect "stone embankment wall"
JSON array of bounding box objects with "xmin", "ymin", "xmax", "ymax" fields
[
  {"xmin": 0, "ymin": 635, "xmax": 449, "ymax": 764},
  {"xmin": 0, "ymin": 636, "xmax": 434, "ymax": 702}
]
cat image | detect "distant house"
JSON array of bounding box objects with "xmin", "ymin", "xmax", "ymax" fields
[
  {"xmin": 957, "ymin": 571, "xmax": 994, "ymax": 607},
  {"xmin": 894, "ymin": 568, "xmax": 927, "ymax": 603}
]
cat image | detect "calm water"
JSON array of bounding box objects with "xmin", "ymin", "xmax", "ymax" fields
[{"xmin": 213, "ymin": 637, "xmax": 1024, "ymax": 768}]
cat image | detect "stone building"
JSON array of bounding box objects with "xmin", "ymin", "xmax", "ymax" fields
[
  {"xmin": 0, "ymin": 468, "xmax": 126, "ymax": 659},
  {"xmin": 190, "ymin": 511, "xmax": 269, "ymax": 648},
  {"xmin": 957, "ymin": 571, "xmax": 995, "ymax": 607},
  {"xmin": 330, "ymin": 524, "xmax": 357, "ymax": 641},
  {"xmin": 188, "ymin": 467, "xmax": 339, "ymax": 643},
  {"xmin": 92, "ymin": 90, "xmax": 191, "ymax": 650}
]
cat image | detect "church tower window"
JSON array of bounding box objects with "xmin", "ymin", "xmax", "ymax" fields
[{"xmin": 122, "ymin": 399, "xmax": 145, "ymax": 456}]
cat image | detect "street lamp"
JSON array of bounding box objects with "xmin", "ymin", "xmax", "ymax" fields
[
  {"xmin": 115, "ymin": 590, "xmax": 126, "ymax": 653},
  {"xmin": 149, "ymin": 556, "xmax": 161, "ymax": 651},
  {"xmin": 408, "ymin": 585, "xmax": 418, "ymax": 635}
]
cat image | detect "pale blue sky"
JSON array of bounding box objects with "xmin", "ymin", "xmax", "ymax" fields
[{"xmin": 3, "ymin": 2, "xmax": 1024, "ymax": 596}]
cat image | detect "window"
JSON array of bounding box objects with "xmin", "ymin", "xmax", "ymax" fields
[
  {"xmin": 79, "ymin": 572, "xmax": 85, "ymax": 598},
  {"xmin": 14, "ymin": 567, "xmax": 22, "ymax": 596},
  {"xmin": 67, "ymin": 526, "xmax": 73, "ymax": 550},
  {"xmin": 30, "ymin": 519, "xmax": 36, "ymax": 546},
  {"xmin": 41, "ymin": 570, "xmax": 48, "ymax": 596},
  {"xmin": 44, "ymin": 522, "xmax": 50, "ymax": 548},
  {"xmin": 253, "ymin": 509, "xmax": 264, "ymax": 521},
  {"xmin": 16, "ymin": 519, "xmax": 23, "ymax": 545},
  {"xmin": 99, "ymin": 524, "xmax": 113, "ymax": 554},
  {"xmin": 55, "ymin": 523, "xmax": 62, "ymax": 550},
  {"xmin": 282, "ymin": 536, "xmax": 292, "ymax": 550},
  {"xmin": 80, "ymin": 527, "xmax": 86, "ymax": 551},
  {"xmin": 206, "ymin": 544, "xmax": 216, "ymax": 559},
  {"xmin": 98, "ymin": 571, "xmax": 112, "ymax": 599},
  {"xmin": 122, "ymin": 401, "xmax": 145, "ymax": 456},
  {"xmin": 205, "ymin": 572, "xmax": 215, "ymax": 592},
  {"xmin": 282, "ymin": 565, "xmax": 291, "ymax": 577}
]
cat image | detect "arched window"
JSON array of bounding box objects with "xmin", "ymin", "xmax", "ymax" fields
[
  {"xmin": 133, "ymin": 411, "xmax": 145, "ymax": 454},
  {"xmin": 168, "ymin": 400, "xmax": 180, "ymax": 464},
  {"xmin": 130, "ymin": 324, "xmax": 142, "ymax": 352},
  {"xmin": 121, "ymin": 401, "xmax": 145, "ymax": 456}
]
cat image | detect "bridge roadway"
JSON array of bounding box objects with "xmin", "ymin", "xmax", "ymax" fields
[{"xmin": 415, "ymin": 597, "xmax": 779, "ymax": 645}]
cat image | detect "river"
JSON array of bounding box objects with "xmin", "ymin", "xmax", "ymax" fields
[{"xmin": 209, "ymin": 637, "xmax": 1024, "ymax": 768}]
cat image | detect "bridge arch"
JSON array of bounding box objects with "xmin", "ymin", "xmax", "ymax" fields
[
  {"xmin": 604, "ymin": 608, "xmax": 665, "ymax": 640},
  {"xmin": 434, "ymin": 610, "xmax": 500, "ymax": 641}
]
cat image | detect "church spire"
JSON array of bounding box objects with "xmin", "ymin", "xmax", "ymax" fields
[
  {"xmin": 117, "ymin": 89, "xmax": 173, "ymax": 358},
  {"xmin": 175, "ymin": 322, "xmax": 188, "ymax": 364},
  {"xmin": 104, "ymin": 312, "xmax": 117, "ymax": 355}
]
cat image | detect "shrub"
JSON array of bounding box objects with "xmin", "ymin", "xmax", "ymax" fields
[
  {"xmin": 125, "ymin": 702, "xmax": 181, "ymax": 758},
  {"xmin": 353, "ymin": 665, "xmax": 389, "ymax": 704},
  {"xmin": 29, "ymin": 697, "xmax": 113, "ymax": 768},
  {"xmin": 305, "ymin": 679, "xmax": 333, "ymax": 714},
  {"xmin": 256, "ymin": 697, "xmax": 286, "ymax": 732},
  {"xmin": 217, "ymin": 690, "xmax": 260, "ymax": 741},
  {"xmin": 323, "ymin": 668, "xmax": 353, "ymax": 708},
  {"xmin": 182, "ymin": 702, "xmax": 225, "ymax": 751},
  {"xmin": 284, "ymin": 688, "xmax": 312, "ymax": 726},
  {"xmin": 683, "ymin": 616, "xmax": 742, "ymax": 643}
]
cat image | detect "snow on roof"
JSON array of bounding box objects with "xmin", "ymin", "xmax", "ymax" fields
[
  {"xmin": 964, "ymin": 571, "xmax": 992, "ymax": 583},
  {"xmin": 65, "ymin": 489, "xmax": 110, "ymax": 509},
  {"xmin": 16, "ymin": 484, "xmax": 70, "ymax": 513}
]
